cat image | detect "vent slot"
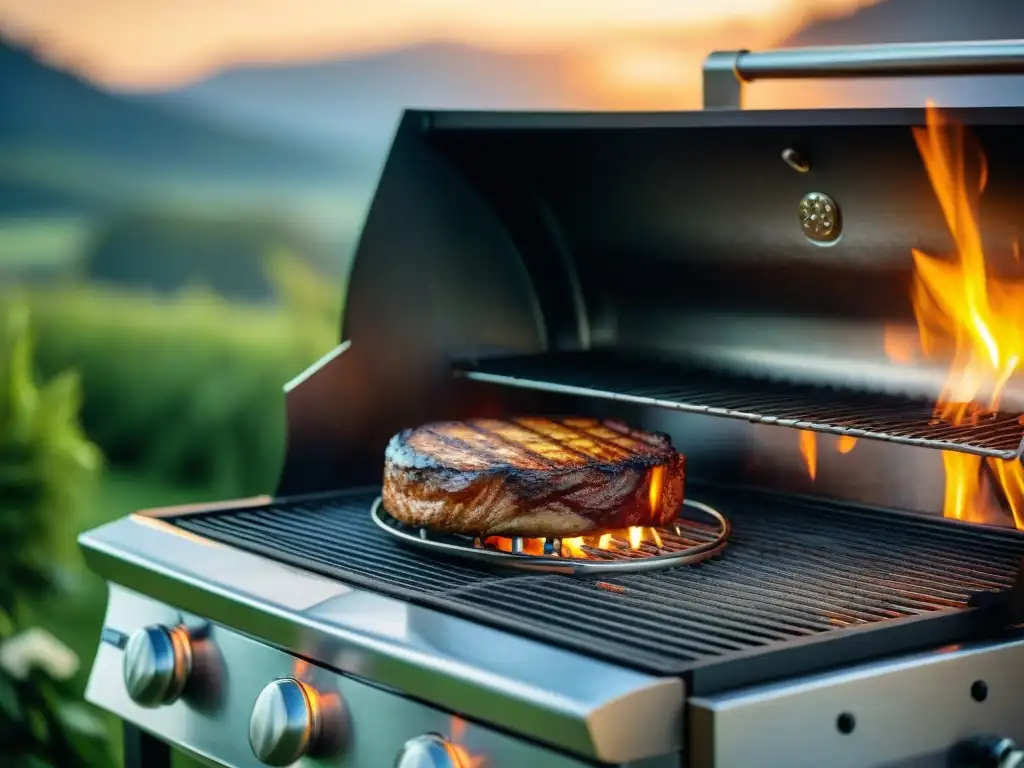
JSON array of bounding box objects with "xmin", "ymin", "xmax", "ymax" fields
[{"xmin": 453, "ymin": 352, "xmax": 1024, "ymax": 461}]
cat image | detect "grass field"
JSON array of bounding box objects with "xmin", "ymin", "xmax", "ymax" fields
[
  {"xmin": 26, "ymin": 469, "xmax": 228, "ymax": 767},
  {"xmin": 0, "ymin": 216, "xmax": 93, "ymax": 271}
]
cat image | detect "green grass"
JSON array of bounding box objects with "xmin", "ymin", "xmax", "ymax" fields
[
  {"xmin": 0, "ymin": 216, "xmax": 93, "ymax": 270},
  {"xmin": 26, "ymin": 469, "xmax": 230, "ymax": 767}
]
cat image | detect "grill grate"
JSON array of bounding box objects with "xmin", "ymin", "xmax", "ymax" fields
[
  {"xmin": 453, "ymin": 352, "xmax": 1024, "ymax": 460},
  {"xmin": 172, "ymin": 486, "xmax": 1024, "ymax": 694}
]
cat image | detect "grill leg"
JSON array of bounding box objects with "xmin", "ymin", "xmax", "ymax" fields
[{"xmin": 123, "ymin": 722, "xmax": 172, "ymax": 768}]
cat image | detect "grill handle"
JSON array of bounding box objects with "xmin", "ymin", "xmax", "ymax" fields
[{"xmin": 703, "ymin": 39, "xmax": 1024, "ymax": 109}]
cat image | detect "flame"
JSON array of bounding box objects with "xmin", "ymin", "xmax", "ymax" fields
[
  {"xmin": 989, "ymin": 457, "xmax": 1024, "ymax": 529},
  {"xmin": 485, "ymin": 526, "xmax": 664, "ymax": 559},
  {"xmin": 480, "ymin": 463, "xmax": 667, "ymax": 558},
  {"xmin": 941, "ymin": 451, "xmax": 979, "ymax": 523},
  {"xmin": 882, "ymin": 325, "xmax": 921, "ymax": 365},
  {"xmin": 799, "ymin": 430, "xmax": 818, "ymax": 480},
  {"xmin": 836, "ymin": 435, "xmax": 857, "ymax": 454},
  {"xmin": 648, "ymin": 465, "xmax": 665, "ymax": 511},
  {"xmin": 910, "ymin": 103, "xmax": 1023, "ymax": 419},
  {"xmin": 899, "ymin": 103, "xmax": 1024, "ymax": 529},
  {"xmin": 447, "ymin": 717, "xmax": 485, "ymax": 768}
]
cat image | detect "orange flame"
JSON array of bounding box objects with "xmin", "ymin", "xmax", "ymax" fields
[
  {"xmin": 902, "ymin": 103, "xmax": 1024, "ymax": 528},
  {"xmin": 836, "ymin": 435, "xmax": 858, "ymax": 454},
  {"xmin": 481, "ymin": 463, "xmax": 666, "ymax": 558},
  {"xmin": 485, "ymin": 526, "xmax": 664, "ymax": 558},
  {"xmin": 911, "ymin": 103, "xmax": 1023, "ymax": 420},
  {"xmin": 799, "ymin": 430, "xmax": 817, "ymax": 480},
  {"xmin": 447, "ymin": 717, "xmax": 486, "ymax": 768}
]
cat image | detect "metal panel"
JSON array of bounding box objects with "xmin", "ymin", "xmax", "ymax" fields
[
  {"xmin": 688, "ymin": 635, "xmax": 1024, "ymax": 768},
  {"xmin": 86, "ymin": 587, "xmax": 633, "ymax": 768}
]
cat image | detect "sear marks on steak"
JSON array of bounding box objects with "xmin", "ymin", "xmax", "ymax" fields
[{"xmin": 382, "ymin": 416, "xmax": 685, "ymax": 538}]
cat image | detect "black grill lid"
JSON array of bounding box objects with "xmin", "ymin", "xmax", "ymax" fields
[{"xmin": 278, "ymin": 48, "xmax": 1024, "ymax": 496}]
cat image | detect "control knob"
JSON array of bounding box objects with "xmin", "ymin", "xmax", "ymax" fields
[
  {"xmin": 122, "ymin": 624, "xmax": 193, "ymax": 707},
  {"xmin": 396, "ymin": 734, "xmax": 464, "ymax": 768},
  {"xmin": 250, "ymin": 678, "xmax": 338, "ymax": 766},
  {"xmin": 951, "ymin": 736, "xmax": 1024, "ymax": 768}
]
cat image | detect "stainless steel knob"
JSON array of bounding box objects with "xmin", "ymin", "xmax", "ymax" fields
[
  {"xmin": 249, "ymin": 678, "xmax": 322, "ymax": 767},
  {"xmin": 122, "ymin": 624, "xmax": 193, "ymax": 707},
  {"xmin": 395, "ymin": 734, "xmax": 461, "ymax": 768},
  {"xmin": 951, "ymin": 736, "xmax": 1024, "ymax": 768}
]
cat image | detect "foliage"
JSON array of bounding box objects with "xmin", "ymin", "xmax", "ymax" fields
[
  {"xmin": 81, "ymin": 212, "xmax": 325, "ymax": 304},
  {"xmin": 263, "ymin": 245, "xmax": 343, "ymax": 332},
  {"xmin": 25, "ymin": 280, "xmax": 338, "ymax": 495},
  {"xmin": 0, "ymin": 301, "xmax": 114, "ymax": 768}
]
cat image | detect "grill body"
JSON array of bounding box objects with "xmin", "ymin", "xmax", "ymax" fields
[{"xmin": 79, "ymin": 39, "xmax": 1024, "ymax": 768}]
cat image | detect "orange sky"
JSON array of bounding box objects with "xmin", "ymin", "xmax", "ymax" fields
[{"xmin": 0, "ymin": 0, "xmax": 879, "ymax": 94}]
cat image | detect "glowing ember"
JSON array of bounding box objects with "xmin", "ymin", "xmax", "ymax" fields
[
  {"xmin": 799, "ymin": 430, "xmax": 818, "ymax": 481},
  {"xmin": 898, "ymin": 102, "xmax": 1024, "ymax": 529}
]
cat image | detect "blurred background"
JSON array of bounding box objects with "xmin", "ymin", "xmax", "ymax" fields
[{"xmin": 2, "ymin": 0, "xmax": 1024, "ymax": 764}]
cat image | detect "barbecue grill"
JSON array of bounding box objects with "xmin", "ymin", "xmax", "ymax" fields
[{"xmin": 81, "ymin": 39, "xmax": 1024, "ymax": 768}]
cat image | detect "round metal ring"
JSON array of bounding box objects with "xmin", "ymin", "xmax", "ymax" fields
[{"xmin": 371, "ymin": 497, "xmax": 730, "ymax": 575}]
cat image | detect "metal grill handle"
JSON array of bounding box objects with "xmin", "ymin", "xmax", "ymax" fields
[{"xmin": 703, "ymin": 39, "xmax": 1024, "ymax": 109}]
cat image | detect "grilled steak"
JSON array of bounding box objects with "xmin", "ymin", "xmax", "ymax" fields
[{"xmin": 382, "ymin": 416, "xmax": 685, "ymax": 537}]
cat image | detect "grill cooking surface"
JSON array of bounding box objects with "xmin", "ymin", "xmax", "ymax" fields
[
  {"xmin": 172, "ymin": 487, "xmax": 1024, "ymax": 693},
  {"xmin": 454, "ymin": 352, "xmax": 1024, "ymax": 460}
]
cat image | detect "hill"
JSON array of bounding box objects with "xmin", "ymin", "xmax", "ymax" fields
[
  {"xmin": 0, "ymin": 39, "xmax": 354, "ymax": 217},
  {"xmin": 148, "ymin": 42, "xmax": 579, "ymax": 172}
]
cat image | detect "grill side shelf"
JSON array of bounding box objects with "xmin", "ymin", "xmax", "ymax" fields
[{"xmin": 453, "ymin": 352, "xmax": 1024, "ymax": 461}]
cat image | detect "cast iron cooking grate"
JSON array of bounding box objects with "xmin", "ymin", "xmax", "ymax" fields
[
  {"xmin": 171, "ymin": 486, "xmax": 1024, "ymax": 694},
  {"xmin": 453, "ymin": 351, "xmax": 1024, "ymax": 460}
]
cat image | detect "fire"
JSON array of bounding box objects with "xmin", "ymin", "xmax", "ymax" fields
[
  {"xmin": 484, "ymin": 526, "xmax": 665, "ymax": 558},
  {"xmin": 481, "ymin": 465, "xmax": 666, "ymax": 558},
  {"xmin": 910, "ymin": 103, "xmax": 1023, "ymax": 419},
  {"xmin": 447, "ymin": 717, "xmax": 485, "ymax": 768},
  {"xmin": 900, "ymin": 102, "xmax": 1024, "ymax": 529},
  {"xmin": 799, "ymin": 430, "xmax": 817, "ymax": 480},
  {"xmin": 798, "ymin": 433, "xmax": 856, "ymax": 480}
]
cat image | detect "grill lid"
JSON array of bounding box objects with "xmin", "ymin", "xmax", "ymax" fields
[{"xmin": 278, "ymin": 41, "xmax": 1024, "ymax": 504}]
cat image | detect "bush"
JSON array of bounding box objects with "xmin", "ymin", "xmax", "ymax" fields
[
  {"xmin": 0, "ymin": 302, "xmax": 114, "ymax": 768},
  {"xmin": 25, "ymin": 285, "xmax": 337, "ymax": 496}
]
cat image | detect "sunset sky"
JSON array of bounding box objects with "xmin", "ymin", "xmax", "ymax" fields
[{"xmin": 0, "ymin": 0, "xmax": 879, "ymax": 93}]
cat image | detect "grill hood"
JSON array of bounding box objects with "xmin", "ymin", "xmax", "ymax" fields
[{"xmin": 277, "ymin": 41, "xmax": 1024, "ymax": 528}]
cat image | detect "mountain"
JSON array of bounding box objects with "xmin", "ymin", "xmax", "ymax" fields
[
  {"xmin": 778, "ymin": 0, "xmax": 1024, "ymax": 108},
  {"xmin": 147, "ymin": 42, "xmax": 582, "ymax": 175},
  {"xmin": 0, "ymin": 40, "xmax": 354, "ymax": 216}
]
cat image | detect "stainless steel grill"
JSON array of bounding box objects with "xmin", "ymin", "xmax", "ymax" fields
[
  {"xmin": 78, "ymin": 37, "xmax": 1024, "ymax": 768},
  {"xmin": 455, "ymin": 352, "xmax": 1024, "ymax": 460},
  {"xmin": 171, "ymin": 486, "xmax": 1024, "ymax": 694}
]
